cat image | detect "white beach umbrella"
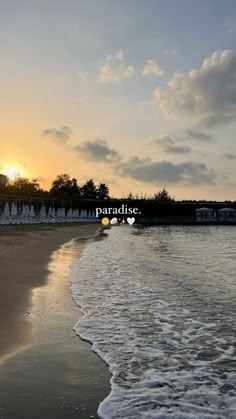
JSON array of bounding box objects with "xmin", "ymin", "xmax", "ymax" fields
[
  {"xmin": 56, "ymin": 208, "xmax": 61, "ymax": 218},
  {"xmin": 80, "ymin": 209, "xmax": 84, "ymax": 218},
  {"xmin": 72, "ymin": 209, "xmax": 77, "ymax": 218},
  {"xmin": 4, "ymin": 202, "xmax": 10, "ymax": 218},
  {"xmin": 52, "ymin": 207, "xmax": 56, "ymax": 218},
  {"xmin": 30, "ymin": 205, "xmax": 35, "ymax": 217},
  {"xmin": 40, "ymin": 205, "xmax": 46, "ymax": 218},
  {"xmin": 13, "ymin": 203, "xmax": 18, "ymax": 216},
  {"xmin": 61, "ymin": 207, "xmax": 65, "ymax": 218},
  {"xmin": 21, "ymin": 205, "xmax": 27, "ymax": 218},
  {"xmin": 67, "ymin": 208, "xmax": 73, "ymax": 218},
  {"xmin": 10, "ymin": 203, "xmax": 15, "ymax": 217},
  {"xmin": 25, "ymin": 205, "xmax": 30, "ymax": 218}
]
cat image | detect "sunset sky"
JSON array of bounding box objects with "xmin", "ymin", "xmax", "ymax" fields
[{"xmin": 1, "ymin": 0, "xmax": 236, "ymax": 199}]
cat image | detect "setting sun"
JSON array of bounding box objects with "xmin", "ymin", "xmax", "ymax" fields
[{"xmin": 3, "ymin": 164, "xmax": 26, "ymax": 181}]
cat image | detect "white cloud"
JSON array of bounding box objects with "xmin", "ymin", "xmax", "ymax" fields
[
  {"xmin": 142, "ymin": 59, "xmax": 164, "ymax": 77},
  {"xmin": 155, "ymin": 50, "xmax": 236, "ymax": 126},
  {"xmin": 99, "ymin": 50, "xmax": 135, "ymax": 82}
]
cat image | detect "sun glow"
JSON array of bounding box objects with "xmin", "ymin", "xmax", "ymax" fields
[{"xmin": 3, "ymin": 164, "xmax": 26, "ymax": 181}]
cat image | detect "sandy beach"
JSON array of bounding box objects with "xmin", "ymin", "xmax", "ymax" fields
[{"xmin": 0, "ymin": 224, "xmax": 110, "ymax": 418}]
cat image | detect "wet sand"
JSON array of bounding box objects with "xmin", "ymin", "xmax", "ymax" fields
[{"xmin": 0, "ymin": 224, "xmax": 110, "ymax": 418}]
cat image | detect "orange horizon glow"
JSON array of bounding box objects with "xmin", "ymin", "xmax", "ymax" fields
[{"xmin": 2, "ymin": 163, "xmax": 27, "ymax": 181}]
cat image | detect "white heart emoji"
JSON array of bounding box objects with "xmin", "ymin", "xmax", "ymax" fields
[{"xmin": 127, "ymin": 217, "xmax": 135, "ymax": 225}]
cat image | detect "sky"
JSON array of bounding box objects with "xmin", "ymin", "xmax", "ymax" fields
[{"xmin": 1, "ymin": 0, "xmax": 236, "ymax": 199}]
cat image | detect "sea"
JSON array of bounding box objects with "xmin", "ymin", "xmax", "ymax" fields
[{"xmin": 70, "ymin": 225, "xmax": 236, "ymax": 419}]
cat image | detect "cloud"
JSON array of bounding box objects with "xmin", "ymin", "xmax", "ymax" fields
[
  {"xmin": 142, "ymin": 59, "xmax": 164, "ymax": 77},
  {"xmin": 99, "ymin": 50, "xmax": 135, "ymax": 82},
  {"xmin": 155, "ymin": 50, "xmax": 236, "ymax": 126},
  {"xmin": 149, "ymin": 136, "xmax": 192, "ymax": 154},
  {"xmin": 74, "ymin": 139, "xmax": 121, "ymax": 163},
  {"xmin": 74, "ymin": 138, "xmax": 214, "ymax": 186},
  {"xmin": 41, "ymin": 126, "xmax": 72, "ymax": 144},
  {"xmin": 186, "ymin": 129, "xmax": 214, "ymax": 142},
  {"xmin": 222, "ymin": 153, "xmax": 236, "ymax": 160},
  {"xmin": 115, "ymin": 156, "xmax": 215, "ymax": 185}
]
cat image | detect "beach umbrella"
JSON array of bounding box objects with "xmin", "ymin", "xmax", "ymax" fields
[
  {"xmin": 80, "ymin": 209, "xmax": 84, "ymax": 218},
  {"xmin": 40, "ymin": 206, "xmax": 46, "ymax": 218},
  {"xmin": 4, "ymin": 202, "xmax": 10, "ymax": 218},
  {"xmin": 56, "ymin": 208, "xmax": 61, "ymax": 218},
  {"xmin": 10, "ymin": 203, "xmax": 15, "ymax": 217},
  {"xmin": 52, "ymin": 207, "xmax": 56, "ymax": 218},
  {"xmin": 72, "ymin": 209, "xmax": 78, "ymax": 218},
  {"xmin": 30, "ymin": 205, "xmax": 35, "ymax": 217},
  {"xmin": 67, "ymin": 208, "xmax": 73, "ymax": 218},
  {"xmin": 25, "ymin": 205, "xmax": 30, "ymax": 218},
  {"xmin": 13, "ymin": 204, "xmax": 18, "ymax": 216},
  {"xmin": 61, "ymin": 207, "xmax": 65, "ymax": 218},
  {"xmin": 48, "ymin": 206, "xmax": 52, "ymax": 217},
  {"xmin": 21, "ymin": 205, "xmax": 27, "ymax": 218},
  {"xmin": 10, "ymin": 203, "xmax": 16, "ymax": 217}
]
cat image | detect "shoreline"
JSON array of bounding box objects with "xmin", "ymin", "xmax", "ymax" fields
[{"xmin": 0, "ymin": 223, "xmax": 110, "ymax": 418}]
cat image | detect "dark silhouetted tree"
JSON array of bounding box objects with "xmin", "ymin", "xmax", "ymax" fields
[
  {"xmin": 153, "ymin": 188, "xmax": 175, "ymax": 202},
  {"xmin": 50, "ymin": 174, "xmax": 80, "ymax": 197},
  {"xmin": 96, "ymin": 183, "xmax": 109, "ymax": 199},
  {"xmin": 11, "ymin": 177, "xmax": 42, "ymax": 195},
  {"xmin": 80, "ymin": 179, "xmax": 97, "ymax": 199}
]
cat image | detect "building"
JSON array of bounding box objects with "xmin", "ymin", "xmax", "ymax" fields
[
  {"xmin": 195, "ymin": 207, "xmax": 215, "ymax": 221},
  {"xmin": 217, "ymin": 208, "xmax": 236, "ymax": 221},
  {"xmin": 0, "ymin": 174, "xmax": 8, "ymax": 186}
]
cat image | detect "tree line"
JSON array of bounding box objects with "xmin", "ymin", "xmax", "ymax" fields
[
  {"xmin": 0, "ymin": 174, "xmax": 110, "ymax": 200},
  {"xmin": 0, "ymin": 173, "xmax": 175, "ymax": 202}
]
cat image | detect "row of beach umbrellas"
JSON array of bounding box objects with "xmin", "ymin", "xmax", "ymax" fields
[{"xmin": 0, "ymin": 203, "xmax": 96, "ymax": 225}]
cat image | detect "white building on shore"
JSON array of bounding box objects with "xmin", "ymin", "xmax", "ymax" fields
[
  {"xmin": 195, "ymin": 207, "xmax": 215, "ymax": 221},
  {"xmin": 217, "ymin": 207, "xmax": 236, "ymax": 221},
  {"xmin": 195, "ymin": 207, "xmax": 236, "ymax": 222}
]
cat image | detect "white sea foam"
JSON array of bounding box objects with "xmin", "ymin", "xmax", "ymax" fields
[{"xmin": 70, "ymin": 226, "xmax": 236, "ymax": 419}]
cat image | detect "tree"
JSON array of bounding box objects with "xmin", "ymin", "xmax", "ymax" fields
[
  {"xmin": 80, "ymin": 179, "xmax": 97, "ymax": 199},
  {"xmin": 153, "ymin": 188, "xmax": 175, "ymax": 202},
  {"xmin": 71, "ymin": 178, "xmax": 80, "ymax": 195},
  {"xmin": 96, "ymin": 183, "xmax": 109, "ymax": 199},
  {"xmin": 50, "ymin": 174, "xmax": 80, "ymax": 197},
  {"xmin": 11, "ymin": 177, "xmax": 41, "ymax": 195}
]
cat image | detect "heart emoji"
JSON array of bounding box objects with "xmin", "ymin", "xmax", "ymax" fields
[{"xmin": 127, "ymin": 217, "xmax": 135, "ymax": 225}]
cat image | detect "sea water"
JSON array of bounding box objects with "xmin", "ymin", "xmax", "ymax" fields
[{"xmin": 70, "ymin": 226, "xmax": 236, "ymax": 418}]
